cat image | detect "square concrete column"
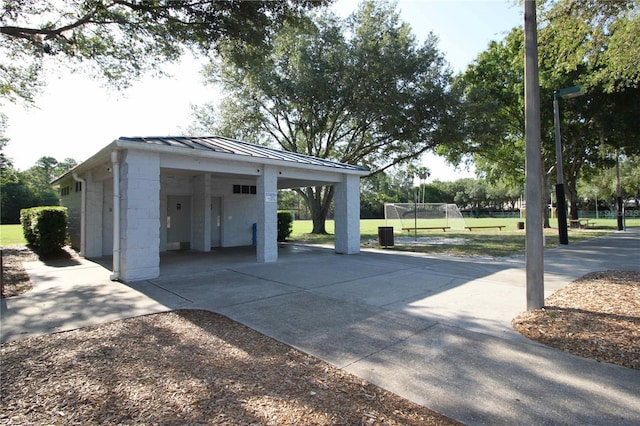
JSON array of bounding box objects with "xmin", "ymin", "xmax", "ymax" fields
[
  {"xmin": 119, "ymin": 150, "xmax": 160, "ymax": 281},
  {"xmin": 83, "ymin": 170, "xmax": 104, "ymax": 258},
  {"xmin": 257, "ymin": 165, "xmax": 278, "ymax": 263},
  {"xmin": 334, "ymin": 174, "xmax": 361, "ymax": 254},
  {"xmin": 191, "ymin": 174, "xmax": 211, "ymax": 252}
]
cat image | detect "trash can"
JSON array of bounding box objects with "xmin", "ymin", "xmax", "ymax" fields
[
  {"xmin": 517, "ymin": 221, "xmax": 525, "ymax": 230},
  {"xmin": 378, "ymin": 226, "xmax": 394, "ymax": 247}
]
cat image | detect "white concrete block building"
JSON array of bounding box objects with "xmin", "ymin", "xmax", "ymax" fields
[{"xmin": 53, "ymin": 136, "xmax": 369, "ymax": 282}]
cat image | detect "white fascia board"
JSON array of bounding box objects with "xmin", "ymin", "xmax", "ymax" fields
[
  {"xmin": 115, "ymin": 139, "xmax": 370, "ymax": 177},
  {"xmin": 160, "ymin": 154, "xmax": 262, "ymax": 176},
  {"xmin": 50, "ymin": 140, "xmax": 119, "ymax": 185},
  {"xmin": 276, "ymin": 165, "xmax": 345, "ymax": 184}
]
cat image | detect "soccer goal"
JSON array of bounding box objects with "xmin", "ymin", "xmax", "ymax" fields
[{"xmin": 384, "ymin": 203, "xmax": 467, "ymax": 231}]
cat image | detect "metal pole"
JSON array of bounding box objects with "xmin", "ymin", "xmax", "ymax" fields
[
  {"xmin": 1, "ymin": 249, "xmax": 4, "ymax": 298},
  {"xmin": 524, "ymin": 0, "xmax": 544, "ymax": 310},
  {"xmin": 553, "ymin": 95, "xmax": 569, "ymax": 244},
  {"xmin": 616, "ymin": 147, "xmax": 624, "ymax": 230},
  {"xmin": 446, "ymin": 205, "xmax": 449, "ymax": 227},
  {"xmin": 414, "ymin": 187, "xmax": 417, "ymax": 241}
]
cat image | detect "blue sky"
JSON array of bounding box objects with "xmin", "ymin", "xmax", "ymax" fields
[
  {"xmin": 3, "ymin": 0, "xmax": 522, "ymax": 179},
  {"xmin": 334, "ymin": 0, "xmax": 522, "ymax": 72}
]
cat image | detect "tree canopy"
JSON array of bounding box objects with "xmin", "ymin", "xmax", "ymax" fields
[
  {"xmin": 0, "ymin": 153, "xmax": 77, "ymax": 223},
  {"xmin": 440, "ymin": 28, "xmax": 527, "ymax": 186},
  {"xmin": 194, "ymin": 1, "xmax": 457, "ymax": 233},
  {"xmin": 440, "ymin": 0, "xmax": 640, "ymax": 223},
  {"xmin": 539, "ymin": 0, "xmax": 640, "ymax": 92},
  {"xmin": 578, "ymin": 155, "xmax": 640, "ymax": 205},
  {"xmin": 1, "ymin": 0, "xmax": 326, "ymax": 105}
]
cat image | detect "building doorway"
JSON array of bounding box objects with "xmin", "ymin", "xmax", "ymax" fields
[
  {"xmin": 167, "ymin": 195, "xmax": 191, "ymax": 250},
  {"xmin": 211, "ymin": 197, "xmax": 222, "ymax": 248}
]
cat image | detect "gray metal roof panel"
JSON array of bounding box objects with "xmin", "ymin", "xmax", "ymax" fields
[{"xmin": 117, "ymin": 136, "xmax": 368, "ymax": 172}]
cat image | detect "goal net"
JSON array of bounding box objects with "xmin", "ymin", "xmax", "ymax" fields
[{"xmin": 384, "ymin": 203, "xmax": 467, "ymax": 230}]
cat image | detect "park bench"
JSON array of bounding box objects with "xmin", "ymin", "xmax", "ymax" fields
[
  {"xmin": 569, "ymin": 219, "xmax": 592, "ymax": 229},
  {"xmin": 402, "ymin": 226, "xmax": 451, "ymax": 232},
  {"xmin": 464, "ymin": 225, "xmax": 506, "ymax": 231}
]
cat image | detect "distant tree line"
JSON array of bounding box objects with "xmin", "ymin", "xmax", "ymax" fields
[
  {"xmin": 0, "ymin": 147, "xmax": 76, "ymax": 223},
  {"xmin": 277, "ymin": 168, "xmax": 524, "ymax": 220},
  {"xmin": 358, "ymin": 169, "xmax": 525, "ymax": 219},
  {"xmin": 279, "ymin": 159, "xmax": 640, "ymax": 221}
]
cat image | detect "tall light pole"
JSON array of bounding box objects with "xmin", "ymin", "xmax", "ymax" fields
[
  {"xmin": 553, "ymin": 85, "xmax": 584, "ymax": 245},
  {"xmin": 616, "ymin": 147, "xmax": 624, "ymax": 230},
  {"xmin": 524, "ymin": 0, "xmax": 544, "ymax": 310}
]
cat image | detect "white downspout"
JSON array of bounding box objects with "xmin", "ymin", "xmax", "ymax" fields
[
  {"xmin": 71, "ymin": 173, "xmax": 86, "ymax": 256},
  {"xmin": 110, "ymin": 151, "xmax": 121, "ymax": 281}
]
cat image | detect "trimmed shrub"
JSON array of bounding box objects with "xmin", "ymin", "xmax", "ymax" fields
[
  {"xmin": 20, "ymin": 207, "xmax": 68, "ymax": 255},
  {"xmin": 277, "ymin": 211, "xmax": 293, "ymax": 242}
]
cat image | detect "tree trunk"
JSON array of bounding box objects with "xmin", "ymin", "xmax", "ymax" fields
[
  {"xmin": 566, "ymin": 167, "xmax": 580, "ymax": 221},
  {"xmin": 296, "ymin": 185, "xmax": 335, "ymax": 234},
  {"xmin": 311, "ymin": 208, "xmax": 328, "ymax": 234},
  {"xmin": 570, "ymin": 198, "xmax": 579, "ymax": 220},
  {"xmin": 567, "ymin": 185, "xmax": 580, "ymax": 220}
]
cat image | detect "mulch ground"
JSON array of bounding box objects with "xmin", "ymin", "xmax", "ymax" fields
[
  {"xmin": 2, "ymin": 245, "xmax": 638, "ymax": 425},
  {"xmin": 1, "ymin": 246, "xmax": 37, "ymax": 298},
  {"xmin": 513, "ymin": 270, "xmax": 640, "ymax": 369},
  {"xmin": 1, "ymin": 310, "xmax": 460, "ymax": 425}
]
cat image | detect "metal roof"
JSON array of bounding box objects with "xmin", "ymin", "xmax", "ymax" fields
[{"xmin": 118, "ymin": 136, "xmax": 368, "ymax": 172}]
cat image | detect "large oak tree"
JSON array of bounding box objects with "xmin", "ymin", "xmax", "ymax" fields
[{"xmin": 195, "ymin": 1, "xmax": 457, "ymax": 233}]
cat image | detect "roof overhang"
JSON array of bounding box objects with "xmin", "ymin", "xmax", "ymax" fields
[{"xmin": 52, "ymin": 136, "xmax": 370, "ymax": 185}]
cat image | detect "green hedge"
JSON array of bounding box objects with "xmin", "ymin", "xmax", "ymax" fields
[
  {"xmin": 277, "ymin": 211, "xmax": 293, "ymax": 242},
  {"xmin": 20, "ymin": 207, "xmax": 68, "ymax": 255}
]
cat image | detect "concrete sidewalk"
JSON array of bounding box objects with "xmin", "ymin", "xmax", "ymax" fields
[
  {"xmin": 0, "ymin": 256, "xmax": 171, "ymax": 342},
  {"xmin": 2, "ymin": 228, "xmax": 639, "ymax": 425}
]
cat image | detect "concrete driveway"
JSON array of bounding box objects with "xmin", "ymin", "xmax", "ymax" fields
[{"xmin": 2, "ymin": 228, "xmax": 640, "ymax": 425}]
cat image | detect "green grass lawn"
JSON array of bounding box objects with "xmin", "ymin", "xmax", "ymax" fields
[
  {"xmin": 0, "ymin": 224, "xmax": 26, "ymax": 246},
  {"xmin": 3, "ymin": 216, "xmax": 636, "ymax": 256},
  {"xmin": 291, "ymin": 217, "xmax": 637, "ymax": 257}
]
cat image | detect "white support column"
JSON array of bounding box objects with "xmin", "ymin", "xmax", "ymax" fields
[
  {"xmin": 119, "ymin": 150, "xmax": 161, "ymax": 281},
  {"xmin": 191, "ymin": 174, "xmax": 211, "ymax": 252},
  {"xmin": 334, "ymin": 174, "xmax": 361, "ymax": 254},
  {"xmin": 71, "ymin": 173, "xmax": 87, "ymax": 256},
  {"xmin": 256, "ymin": 165, "xmax": 278, "ymax": 263},
  {"xmin": 83, "ymin": 170, "xmax": 104, "ymax": 258}
]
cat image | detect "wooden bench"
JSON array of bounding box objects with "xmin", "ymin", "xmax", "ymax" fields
[
  {"xmin": 465, "ymin": 225, "xmax": 506, "ymax": 231},
  {"xmin": 569, "ymin": 219, "xmax": 592, "ymax": 229},
  {"xmin": 402, "ymin": 226, "xmax": 451, "ymax": 232}
]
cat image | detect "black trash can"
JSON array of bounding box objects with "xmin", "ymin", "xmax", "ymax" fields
[
  {"xmin": 378, "ymin": 226, "xmax": 394, "ymax": 247},
  {"xmin": 517, "ymin": 221, "xmax": 525, "ymax": 230}
]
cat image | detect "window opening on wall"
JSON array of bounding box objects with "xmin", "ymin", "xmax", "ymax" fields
[
  {"xmin": 233, "ymin": 184, "xmax": 257, "ymax": 194},
  {"xmin": 61, "ymin": 186, "xmax": 71, "ymax": 196},
  {"xmin": 75, "ymin": 182, "xmax": 82, "ymax": 192}
]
